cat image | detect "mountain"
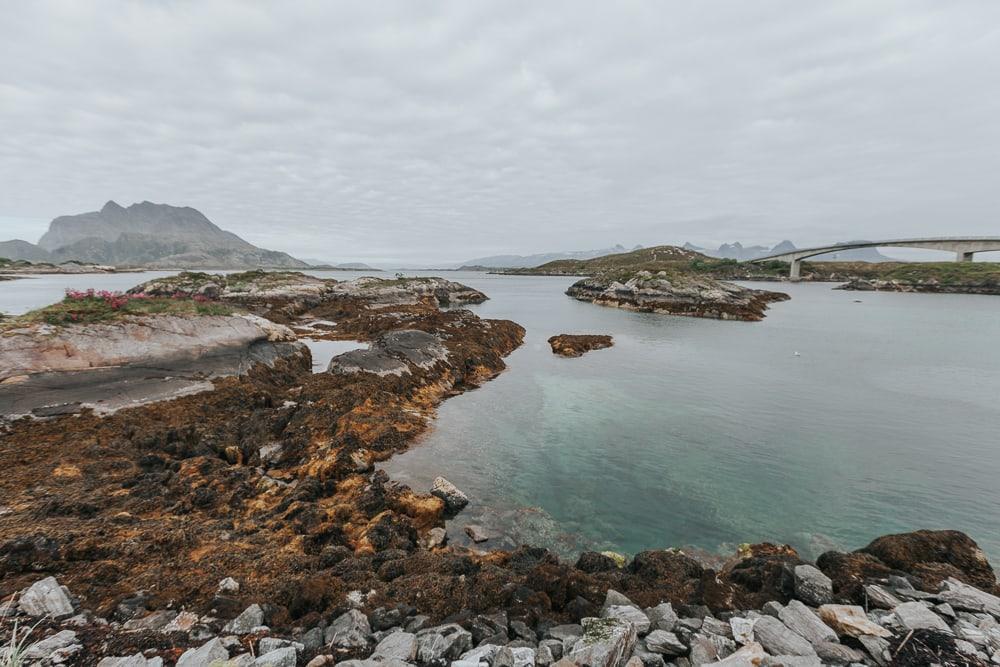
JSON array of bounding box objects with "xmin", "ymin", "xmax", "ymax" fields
[
  {"xmin": 506, "ymin": 245, "xmax": 707, "ymax": 275},
  {"xmin": 301, "ymin": 259, "xmax": 381, "ymax": 270},
  {"xmin": 0, "ymin": 239, "xmax": 52, "ymax": 262},
  {"xmin": 459, "ymin": 244, "xmax": 643, "ymax": 269},
  {"xmin": 4, "ymin": 201, "xmax": 307, "ymax": 268},
  {"xmin": 684, "ymin": 240, "xmax": 894, "ymax": 262}
]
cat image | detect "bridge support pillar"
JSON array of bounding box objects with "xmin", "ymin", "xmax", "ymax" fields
[
  {"xmin": 957, "ymin": 251, "xmax": 974, "ymax": 262},
  {"xmin": 789, "ymin": 259, "xmax": 801, "ymax": 281}
]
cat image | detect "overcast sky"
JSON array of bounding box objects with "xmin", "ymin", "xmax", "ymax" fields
[{"xmin": 2, "ymin": 1, "xmax": 998, "ymax": 265}]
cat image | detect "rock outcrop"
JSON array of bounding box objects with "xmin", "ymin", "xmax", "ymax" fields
[
  {"xmin": 548, "ymin": 334, "xmax": 614, "ymax": 357},
  {"xmin": 567, "ymin": 270, "xmax": 789, "ymax": 321}
]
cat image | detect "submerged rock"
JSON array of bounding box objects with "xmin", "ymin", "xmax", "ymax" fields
[
  {"xmin": 547, "ymin": 334, "xmax": 614, "ymax": 357},
  {"xmin": 430, "ymin": 476, "xmax": 470, "ymax": 515}
]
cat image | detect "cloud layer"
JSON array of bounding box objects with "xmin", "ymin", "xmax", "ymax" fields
[{"xmin": 2, "ymin": 1, "xmax": 998, "ymax": 264}]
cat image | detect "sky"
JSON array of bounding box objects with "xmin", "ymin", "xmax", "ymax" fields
[{"xmin": 1, "ymin": 1, "xmax": 999, "ymax": 266}]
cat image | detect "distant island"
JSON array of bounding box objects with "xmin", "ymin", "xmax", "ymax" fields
[{"xmin": 0, "ymin": 201, "xmax": 311, "ymax": 270}]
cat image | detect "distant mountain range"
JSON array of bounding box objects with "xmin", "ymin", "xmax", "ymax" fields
[
  {"xmin": 459, "ymin": 244, "xmax": 644, "ymax": 269},
  {"xmin": 683, "ymin": 240, "xmax": 895, "ymax": 262},
  {"xmin": 0, "ymin": 201, "xmax": 308, "ymax": 269},
  {"xmin": 301, "ymin": 260, "xmax": 381, "ymax": 271}
]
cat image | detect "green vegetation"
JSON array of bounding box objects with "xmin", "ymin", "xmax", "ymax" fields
[{"xmin": 6, "ymin": 290, "xmax": 237, "ymax": 329}]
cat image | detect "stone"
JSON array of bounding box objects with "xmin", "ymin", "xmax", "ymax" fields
[
  {"xmin": 793, "ymin": 565, "xmax": 833, "ymax": 606},
  {"xmin": 602, "ymin": 590, "xmax": 637, "ymax": 612},
  {"xmin": 818, "ymin": 604, "xmax": 892, "ymax": 638},
  {"xmin": 540, "ymin": 638, "xmax": 564, "ymax": 661},
  {"xmin": 230, "ymin": 656, "xmax": 256, "ymax": 667},
  {"xmin": 305, "ymin": 657, "xmax": 335, "ymax": 667},
  {"xmin": 372, "ymin": 631, "xmax": 417, "ymax": 661},
  {"xmin": 218, "ymin": 577, "xmax": 240, "ymax": 594},
  {"xmin": 645, "ymin": 629, "xmax": 687, "ymax": 655},
  {"xmin": 494, "ymin": 645, "xmax": 536, "ymax": 667},
  {"xmin": 301, "ymin": 627, "xmax": 324, "ymax": 651},
  {"xmin": 701, "ymin": 617, "xmax": 732, "ymax": 639},
  {"xmin": 536, "ymin": 643, "xmax": 557, "ymax": 667},
  {"xmin": 430, "ymin": 476, "xmax": 470, "ymax": 515},
  {"xmin": 891, "ymin": 600, "xmax": 952, "ymax": 632},
  {"xmin": 856, "ymin": 635, "xmax": 891, "ymax": 666},
  {"xmin": 325, "ymin": 609, "xmax": 372, "ymax": 649},
  {"xmin": 938, "ymin": 577, "xmax": 1000, "ymax": 616},
  {"xmin": 645, "ymin": 603, "xmax": 679, "ymax": 632},
  {"xmin": 760, "ymin": 658, "xmax": 822, "ymax": 666},
  {"xmin": 729, "ymin": 617, "xmax": 755, "ymax": 645},
  {"xmin": 97, "ymin": 655, "xmax": 149, "ymax": 667},
  {"xmin": 602, "ymin": 604, "xmax": 652, "ymax": 635},
  {"xmin": 223, "ymin": 604, "xmax": 265, "ymax": 634},
  {"xmin": 752, "ymin": 616, "xmax": 816, "ymax": 657},
  {"xmin": 548, "ymin": 624, "xmax": 584, "ymax": 642},
  {"xmin": 426, "ymin": 527, "xmax": 448, "ymax": 549},
  {"xmin": 567, "ymin": 616, "xmax": 637, "ymax": 667},
  {"xmin": 935, "ymin": 602, "xmax": 956, "ymax": 619},
  {"xmin": 258, "ymin": 638, "xmax": 304, "ymax": 654},
  {"xmin": 688, "ymin": 633, "xmax": 736, "ymax": 665},
  {"xmin": 863, "ymin": 584, "xmax": 902, "ymax": 610},
  {"xmin": 777, "ymin": 600, "xmax": 837, "ymax": 645},
  {"xmin": 254, "ymin": 647, "xmax": 297, "ymax": 667},
  {"xmin": 415, "ymin": 623, "xmax": 473, "ymax": 662},
  {"xmin": 177, "ymin": 637, "xmax": 229, "ymax": 667},
  {"xmin": 405, "ymin": 614, "xmax": 431, "ymax": 633},
  {"xmin": 510, "ymin": 619, "xmax": 537, "ymax": 642},
  {"xmin": 703, "ymin": 642, "xmax": 767, "ymax": 666},
  {"xmin": 625, "ymin": 657, "xmax": 644, "ymax": 667},
  {"xmin": 813, "ymin": 641, "xmax": 865, "ymax": 664},
  {"xmin": 122, "ymin": 609, "xmax": 178, "ymax": 632},
  {"xmin": 22, "ymin": 630, "xmax": 79, "ymax": 661},
  {"xmin": 460, "ymin": 643, "xmax": 501, "ymax": 664},
  {"xmin": 18, "ymin": 576, "xmax": 74, "ymax": 618},
  {"xmin": 163, "ymin": 610, "xmax": 200, "ymax": 633},
  {"xmin": 465, "ymin": 524, "xmax": 489, "ymax": 543}
]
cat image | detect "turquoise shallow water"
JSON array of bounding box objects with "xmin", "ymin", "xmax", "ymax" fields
[
  {"xmin": 4, "ymin": 271, "xmax": 999, "ymax": 561},
  {"xmin": 381, "ymin": 274, "xmax": 1000, "ymax": 562}
]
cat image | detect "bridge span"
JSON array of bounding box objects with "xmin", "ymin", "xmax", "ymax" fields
[{"xmin": 749, "ymin": 237, "xmax": 1000, "ymax": 280}]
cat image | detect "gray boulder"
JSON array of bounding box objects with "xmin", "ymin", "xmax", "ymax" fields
[
  {"xmin": 752, "ymin": 616, "xmax": 817, "ymax": 657},
  {"xmin": 814, "ymin": 641, "xmax": 865, "ymax": 664},
  {"xmin": 223, "ymin": 604, "xmax": 265, "ymax": 634},
  {"xmin": 891, "ymin": 601, "xmax": 952, "ymax": 633},
  {"xmin": 793, "ymin": 565, "xmax": 833, "ymax": 607},
  {"xmin": 371, "ymin": 631, "xmax": 417, "ymax": 661},
  {"xmin": 177, "ymin": 638, "xmax": 229, "ymax": 667},
  {"xmin": 568, "ymin": 617, "xmax": 637, "ymax": 667},
  {"xmin": 601, "ymin": 589, "xmax": 636, "ymax": 612},
  {"xmin": 22, "ymin": 630, "xmax": 79, "ymax": 661},
  {"xmin": 494, "ymin": 645, "xmax": 536, "ymax": 667},
  {"xmin": 644, "ymin": 629, "xmax": 687, "ymax": 655},
  {"xmin": 430, "ymin": 476, "xmax": 470, "ymax": 514},
  {"xmin": 19, "ymin": 577, "xmax": 74, "ymax": 618},
  {"xmin": 326, "ymin": 609, "xmax": 372, "ymax": 649},
  {"xmin": 863, "ymin": 584, "xmax": 903, "ymax": 610},
  {"xmin": 254, "ymin": 647, "xmax": 297, "ymax": 667},
  {"xmin": 777, "ymin": 600, "xmax": 837, "ymax": 646},
  {"xmin": 602, "ymin": 604, "xmax": 652, "ymax": 635},
  {"xmin": 937, "ymin": 578, "xmax": 1000, "ymax": 617},
  {"xmin": 96, "ymin": 655, "xmax": 149, "ymax": 667},
  {"xmin": 415, "ymin": 623, "xmax": 473, "ymax": 662},
  {"xmin": 645, "ymin": 603, "xmax": 678, "ymax": 632},
  {"xmin": 258, "ymin": 638, "xmax": 304, "ymax": 654}
]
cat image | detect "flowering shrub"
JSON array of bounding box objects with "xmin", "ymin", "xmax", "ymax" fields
[{"xmin": 65, "ymin": 289, "xmax": 150, "ymax": 310}]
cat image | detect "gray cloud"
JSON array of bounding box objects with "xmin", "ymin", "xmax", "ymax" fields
[{"xmin": 1, "ymin": 1, "xmax": 998, "ymax": 265}]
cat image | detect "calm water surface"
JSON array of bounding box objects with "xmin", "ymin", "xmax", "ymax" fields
[{"xmin": 3, "ymin": 271, "xmax": 999, "ymax": 560}]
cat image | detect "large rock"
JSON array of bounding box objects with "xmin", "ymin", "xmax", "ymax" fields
[
  {"xmin": 328, "ymin": 329, "xmax": 448, "ymax": 377},
  {"xmin": 177, "ymin": 638, "xmax": 229, "ymax": 667},
  {"xmin": 567, "ymin": 617, "xmax": 638, "ymax": 667},
  {"xmin": 371, "ymin": 631, "xmax": 418, "ymax": 661},
  {"xmin": 645, "ymin": 603, "xmax": 678, "ymax": 632},
  {"xmin": 415, "ymin": 624, "xmax": 473, "ymax": 662},
  {"xmin": 430, "ymin": 476, "xmax": 469, "ymax": 515},
  {"xmin": 891, "ymin": 601, "xmax": 952, "ymax": 632},
  {"xmin": 936, "ymin": 577, "xmax": 1000, "ymax": 616},
  {"xmin": 703, "ymin": 642, "xmax": 768, "ymax": 666},
  {"xmin": 777, "ymin": 600, "xmax": 838, "ymax": 646},
  {"xmin": 326, "ymin": 609, "xmax": 372, "ymax": 649},
  {"xmin": 815, "ymin": 551, "xmax": 900, "ymax": 603},
  {"xmin": 793, "ymin": 565, "xmax": 833, "ymax": 606},
  {"xmin": 223, "ymin": 603, "xmax": 265, "ymax": 634},
  {"xmin": 602, "ymin": 604, "xmax": 651, "ymax": 635},
  {"xmin": 860, "ymin": 530, "xmax": 996, "ymax": 591},
  {"xmin": 494, "ymin": 646, "xmax": 536, "ymax": 667},
  {"xmin": 254, "ymin": 647, "xmax": 298, "ymax": 667},
  {"xmin": 18, "ymin": 576, "xmax": 74, "ymax": 618},
  {"xmin": 21, "ymin": 630, "xmax": 79, "ymax": 661},
  {"xmin": 644, "ymin": 629, "xmax": 687, "ymax": 655},
  {"xmin": 752, "ymin": 616, "xmax": 817, "ymax": 657},
  {"xmin": 817, "ymin": 605, "xmax": 891, "ymax": 638}
]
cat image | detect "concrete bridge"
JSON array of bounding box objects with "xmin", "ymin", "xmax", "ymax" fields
[{"xmin": 749, "ymin": 237, "xmax": 1000, "ymax": 280}]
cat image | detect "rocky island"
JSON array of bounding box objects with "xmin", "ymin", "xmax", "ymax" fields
[
  {"xmin": 548, "ymin": 334, "xmax": 614, "ymax": 357},
  {"xmin": 2, "ymin": 271, "xmax": 999, "ymax": 666}
]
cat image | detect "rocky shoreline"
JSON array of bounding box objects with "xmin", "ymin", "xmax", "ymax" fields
[
  {"xmin": 548, "ymin": 335, "xmax": 614, "ymax": 358},
  {"xmin": 835, "ymin": 278, "xmax": 1000, "ymax": 295},
  {"xmin": 566, "ymin": 271, "xmax": 789, "ymax": 322},
  {"xmin": 2, "ymin": 272, "xmax": 997, "ymax": 666}
]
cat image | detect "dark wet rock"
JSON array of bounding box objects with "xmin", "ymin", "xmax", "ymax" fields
[
  {"xmin": 547, "ymin": 334, "xmax": 614, "ymax": 358},
  {"xmin": 861, "ymin": 530, "xmax": 997, "ymax": 592},
  {"xmin": 328, "ymin": 329, "xmax": 448, "ymax": 377},
  {"xmin": 815, "ymin": 551, "xmax": 901, "ymax": 603},
  {"xmin": 712, "ymin": 543, "xmax": 802, "ymax": 610},
  {"xmin": 577, "ymin": 551, "xmax": 622, "ymax": 574},
  {"xmin": 465, "ymin": 524, "xmax": 489, "ymax": 543},
  {"xmin": 888, "ymin": 628, "xmax": 990, "ymax": 667}
]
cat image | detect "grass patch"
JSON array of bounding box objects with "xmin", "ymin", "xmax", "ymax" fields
[{"xmin": 6, "ymin": 290, "xmax": 237, "ymax": 329}]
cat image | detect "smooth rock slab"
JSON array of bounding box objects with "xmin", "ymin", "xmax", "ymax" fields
[
  {"xmin": 372, "ymin": 631, "xmax": 417, "ymax": 661},
  {"xmin": 223, "ymin": 603, "xmax": 265, "ymax": 634},
  {"xmin": 777, "ymin": 600, "xmax": 838, "ymax": 645},
  {"xmin": 19, "ymin": 576, "xmax": 74, "ymax": 618},
  {"xmin": 937, "ymin": 577, "xmax": 1000, "ymax": 617},
  {"xmin": 568, "ymin": 617, "xmax": 638, "ymax": 667},
  {"xmin": 891, "ymin": 601, "xmax": 952, "ymax": 632},
  {"xmin": 22, "ymin": 630, "xmax": 79, "ymax": 661},
  {"xmin": 752, "ymin": 616, "xmax": 817, "ymax": 657}
]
